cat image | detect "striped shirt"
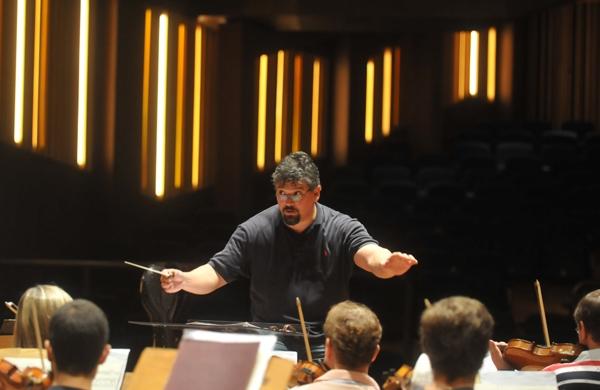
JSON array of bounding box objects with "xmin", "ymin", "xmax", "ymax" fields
[{"xmin": 544, "ymin": 349, "xmax": 600, "ymax": 389}]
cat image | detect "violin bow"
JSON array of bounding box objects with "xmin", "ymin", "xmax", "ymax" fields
[
  {"xmin": 295, "ymin": 297, "xmax": 313, "ymax": 362},
  {"xmin": 534, "ymin": 279, "xmax": 551, "ymax": 347},
  {"xmin": 31, "ymin": 304, "xmax": 47, "ymax": 373}
]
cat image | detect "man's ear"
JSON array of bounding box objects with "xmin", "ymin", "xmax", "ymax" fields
[
  {"xmin": 44, "ymin": 340, "xmax": 54, "ymax": 362},
  {"xmin": 324, "ymin": 337, "xmax": 334, "ymax": 367},
  {"xmin": 370, "ymin": 344, "xmax": 381, "ymax": 363},
  {"xmin": 98, "ymin": 344, "xmax": 111, "ymax": 365},
  {"xmin": 313, "ymin": 185, "xmax": 322, "ymax": 202},
  {"xmin": 578, "ymin": 321, "xmax": 588, "ymax": 344}
]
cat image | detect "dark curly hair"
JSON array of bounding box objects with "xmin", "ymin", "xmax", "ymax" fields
[{"xmin": 271, "ymin": 151, "xmax": 320, "ymax": 190}]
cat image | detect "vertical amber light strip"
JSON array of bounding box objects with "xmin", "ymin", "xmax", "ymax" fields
[
  {"xmin": 191, "ymin": 25, "xmax": 202, "ymax": 188},
  {"xmin": 32, "ymin": 0, "xmax": 42, "ymax": 149},
  {"xmin": 487, "ymin": 27, "xmax": 497, "ymax": 102},
  {"xmin": 174, "ymin": 23, "xmax": 186, "ymax": 189},
  {"xmin": 155, "ymin": 13, "xmax": 168, "ymax": 198},
  {"xmin": 364, "ymin": 60, "xmax": 374, "ymax": 144},
  {"xmin": 381, "ymin": 48, "xmax": 392, "ymax": 137},
  {"xmin": 141, "ymin": 9, "xmax": 152, "ymax": 190},
  {"xmin": 468, "ymin": 30, "xmax": 479, "ymax": 96},
  {"xmin": 392, "ymin": 47, "xmax": 401, "ymax": 127},
  {"xmin": 38, "ymin": 0, "xmax": 49, "ymax": 148},
  {"xmin": 257, "ymin": 54, "xmax": 268, "ymax": 171},
  {"xmin": 274, "ymin": 50, "xmax": 285, "ymax": 163},
  {"xmin": 76, "ymin": 0, "xmax": 90, "ymax": 168},
  {"xmin": 458, "ymin": 32, "xmax": 466, "ymax": 100},
  {"xmin": 310, "ymin": 58, "xmax": 320, "ymax": 156},
  {"xmin": 292, "ymin": 54, "xmax": 302, "ymax": 152},
  {"xmin": 14, "ymin": 0, "xmax": 26, "ymax": 145}
]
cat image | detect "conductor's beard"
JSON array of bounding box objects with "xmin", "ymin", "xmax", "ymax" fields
[{"xmin": 281, "ymin": 206, "xmax": 300, "ymax": 226}]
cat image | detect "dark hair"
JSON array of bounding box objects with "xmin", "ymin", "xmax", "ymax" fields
[
  {"xmin": 271, "ymin": 151, "xmax": 320, "ymax": 190},
  {"xmin": 49, "ymin": 299, "xmax": 109, "ymax": 376},
  {"xmin": 419, "ymin": 296, "xmax": 494, "ymax": 382},
  {"xmin": 323, "ymin": 301, "xmax": 382, "ymax": 370},
  {"xmin": 574, "ymin": 289, "xmax": 600, "ymax": 343}
]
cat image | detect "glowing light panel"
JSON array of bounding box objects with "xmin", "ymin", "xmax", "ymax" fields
[
  {"xmin": 382, "ymin": 48, "xmax": 392, "ymax": 136},
  {"xmin": 364, "ymin": 60, "xmax": 374, "ymax": 144},
  {"xmin": 487, "ymin": 27, "xmax": 497, "ymax": 102},
  {"xmin": 469, "ymin": 30, "xmax": 479, "ymax": 96},
  {"xmin": 310, "ymin": 59, "xmax": 320, "ymax": 156},
  {"xmin": 155, "ymin": 13, "xmax": 168, "ymax": 197},
  {"xmin": 192, "ymin": 25, "xmax": 202, "ymax": 188},
  {"xmin": 14, "ymin": 0, "xmax": 27, "ymax": 145},
  {"xmin": 256, "ymin": 54, "xmax": 268, "ymax": 170},
  {"xmin": 76, "ymin": 0, "xmax": 90, "ymax": 167},
  {"xmin": 275, "ymin": 50, "xmax": 285, "ymax": 162}
]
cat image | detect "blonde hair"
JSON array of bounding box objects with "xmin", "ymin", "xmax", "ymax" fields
[{"xmin": 14, "ymin": 285, "xmax": 73, "ymax": 348}]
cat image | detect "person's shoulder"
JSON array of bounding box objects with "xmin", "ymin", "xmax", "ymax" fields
[
  {"xmin": 318, "ymin": 203, "xmax": 359, "ymax": 226},
  {"xmin": 318, "ymin": 203, "xmax": 350, "ymax": 220},
  {"xmin": 239, "ymin": 206, "xmax": 279, "ymax": 231},
  {"xmin": 544, "ymin": 359, "xmax": 600, "ymax": 372}
]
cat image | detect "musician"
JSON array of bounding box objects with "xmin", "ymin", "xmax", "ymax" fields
[
  {"xmin": 45, "ymin": 299, "xmax": 111, "ymax": 390},
  {"xmin": 419, "ymin": 296, "xmax": 494, "ymax": 390},
  {"xmin": 293, "ymin": 300, "xmax": 381, "ymax": 389},
  {"xmin": 14, "ymin": 285, "xmax": 72, "ymax": 348},
  {"xmin": 490, "ymin": 289, "xmax": 600, "ymax": 389},
  {"xmin": 161, "ymin": 151, "xmax": 417, "ymax": 358}
]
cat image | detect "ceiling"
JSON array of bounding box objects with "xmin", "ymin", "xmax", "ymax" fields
[{"xmin": 179, "ymin": 0, "xmax": 570, "ymax": 32}]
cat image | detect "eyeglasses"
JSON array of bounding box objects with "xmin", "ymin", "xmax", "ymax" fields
[{"xmin": 276, "ymin": 190, "xmax": 307, "ymax": 203}]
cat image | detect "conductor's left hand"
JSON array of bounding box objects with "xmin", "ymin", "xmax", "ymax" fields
[{"xmin": 381, "ymin": 252, "xmax": 418, "ymax": 276}]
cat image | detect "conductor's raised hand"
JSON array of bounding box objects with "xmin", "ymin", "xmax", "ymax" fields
[
  {"xmin": 382, "ymin": 251, "xmax": 418, "ymax": 276},
  {"xmin": 160, "ymin": 268, "xmax": 185, "ymax": 293}
]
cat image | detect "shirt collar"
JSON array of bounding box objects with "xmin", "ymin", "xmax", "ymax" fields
[
  {"xmin": 576, "ymin": 348, "xmax": 600, "ymax": 361},
  {"xmin": 314, "ymin": 369, "xmax": 380, "ymax": 389}
]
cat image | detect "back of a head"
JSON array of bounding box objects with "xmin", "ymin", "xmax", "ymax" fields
[
  {"xmin": 271, "ymin": 151, "xmax": 320, "ymax": 189},
  {"xmin": 419, "ymin": 296, "xmax": 494, "ymax": 382},
  {"xmin": 574, "ymin": 289, "xmax": 600, "ymax": 343},
  {"xmin": 323, "ymin": 300, "xmax": 382, "ymax": 370},
  {"xmin": 49, "ymin": 299, "xmax": 109, "ymax": 376},
  {"xmin": 14, "ymin": 285, "xmax": 73, "ymax": 348}
]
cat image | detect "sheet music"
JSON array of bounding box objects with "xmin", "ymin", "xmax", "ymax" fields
[
  {"xmin": 5, "ymin": 348, "xmax": 129, "ymax": 390},
  {"xmin": 271, "ymin": 350, "xmax": 297, "ymax": 363},
  {"xmin": 93, "ymin": 348, "xmax": 130, "ymax": 390},
  {"xmin": 165, "ymin": 329, "xmax": 277, "ymax": 390}
]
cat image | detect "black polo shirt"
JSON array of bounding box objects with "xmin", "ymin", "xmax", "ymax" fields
[{"xmin": 208, "ymin": 203, "xmax": 377, "ymax": 323}]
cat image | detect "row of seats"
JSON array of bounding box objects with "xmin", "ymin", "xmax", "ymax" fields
[{"xmin": 322, "ymin": 121, "xmax": 599, "ymax": 287}]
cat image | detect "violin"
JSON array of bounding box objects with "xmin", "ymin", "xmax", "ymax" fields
[
  {"xmin": 0, "ymin": 358, "xmax": 52, "ymax": 390},
  {"xmin": 287, "ymin": 297, "xmax": 328, "ymax": 386},
  {"xmin": 288, "ymin": 360, "xmax": 328, "ymax": 387},
  {"xmin": 500, "ymin": 280, "xmax": 584, "ymax": 370},
  {"xmin": 502, "ymin": 339, "xmax": 584, "ymax": 370},
  {"xmin": 382, "ymin": 364, "xmax": 413, "ymax": 390}
]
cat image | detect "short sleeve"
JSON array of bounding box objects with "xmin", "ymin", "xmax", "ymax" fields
[
  {"xmin": 207, "ymin": 225, "xmax": 250, "ymax": 282},
  {"xmin": 342, "ymin": 217, "xmax": 378, "ymax": 259}
]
